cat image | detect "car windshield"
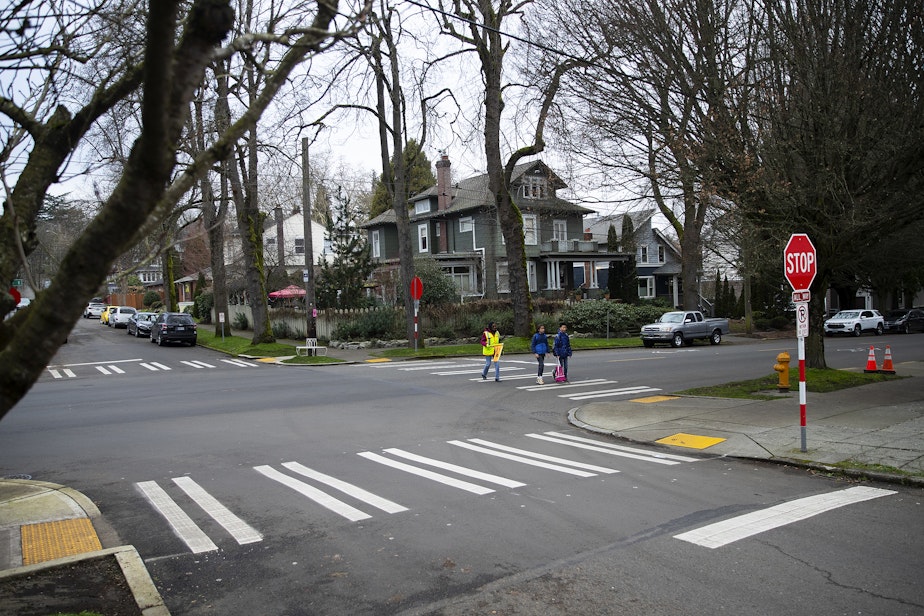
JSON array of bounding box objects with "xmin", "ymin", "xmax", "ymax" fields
[
  {"xmin": 833, "ymin": 311, "xmax": 860, "ymax": 319},
  {"xmin": 886, "ymin": 310, "xmax": 908, "ymax": 318},
  {"xmin": 658, "ymin": 313, "xmax": 684, "ymax": 323}
]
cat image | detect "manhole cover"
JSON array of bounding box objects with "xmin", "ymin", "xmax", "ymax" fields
[{"xmin": 2, "ymin": 474, "xmax": 32, "ymax": 480}]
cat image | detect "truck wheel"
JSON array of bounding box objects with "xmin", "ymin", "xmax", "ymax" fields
[
  {"xmin": 671, "ymin": 332, "xmax": 684, "ymax": 348},
  {"xmin": 643, "ymin": 340, "xmax": 654, "ymax": 348},
  {"xmin": 710, "ymin": 330, "xmax": 722, "ymax": 345}
]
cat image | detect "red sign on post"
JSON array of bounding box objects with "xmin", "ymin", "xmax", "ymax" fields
[
  {"xmin": 410, "ymin": 276, "xmax": 423, "ymax": 300},
  {"xmin": 784, "ymin": 234, "xmax": 817, "ymax": 292}
]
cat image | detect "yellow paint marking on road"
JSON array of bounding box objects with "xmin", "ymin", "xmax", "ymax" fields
[
  {"xmin": 366, "ymin": 358, "xmax": 392, "ymax": 363},
  {"xmin": 655, "ymin": 433, "xmax": 727, "ymax": 450},
  {"xmin": 632, "ymin": 395, "xmax": 680, "ymax": 404},
  {"xmin": 256, "ymin": 357, "xmax": 278, "ymax": 363},
  {"xmin": 21, "ymin": 518, "xmax": 102, "ymax": 565}
]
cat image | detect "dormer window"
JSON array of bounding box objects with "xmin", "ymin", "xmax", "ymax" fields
[
  {"xmin": 522, "ymin": 176, "xmax": 548, "ymax": 199},
  {"xmin": 415, "ymin": 201, "xmax": 430, "ymax": 215}
]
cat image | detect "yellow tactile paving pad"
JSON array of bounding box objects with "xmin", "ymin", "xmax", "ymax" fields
[
  {"xmin": 366, "ymin": 358, "xmax": 392, "ymax": 363},
  {"xmin": 256, "ymin": 357, "xmax": 278, "ymax": 363},
  {"xmin": 21, "ymin": 518, "xmax": 102, "ymax": 565},
  {"xmin": 656, "ymin": 433, "xmax": 727, "ymax": 449},
  {"xmin": 632, "ymin": 395, "xmax": 680, "ymax": 403}
]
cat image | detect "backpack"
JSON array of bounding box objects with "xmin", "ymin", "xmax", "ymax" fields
[{"xmin": 554, "ymin": 365, "xmax": 566, "ymax": 382}]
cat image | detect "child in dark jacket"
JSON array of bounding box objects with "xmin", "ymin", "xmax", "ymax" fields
[
  {"xmin": 552, "ymin": 323, "xmax": 573, "ymax": 381},
  {"xmin": 530, "ymin": 325, "xmax": 549, "ymax": 384}
]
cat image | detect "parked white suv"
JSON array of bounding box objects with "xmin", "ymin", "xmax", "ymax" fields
[{"xmin": 824, "ymin": 309, "xmax": 884, "ymax": 337}]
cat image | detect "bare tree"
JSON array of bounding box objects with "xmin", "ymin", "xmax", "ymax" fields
[
  {"xmin": 437, "ymin": 0, "xmax": 572, "ymax": 336},
  {"xmin": 0, "ymin": 0, "xmax": 368, "ymax": 419},
  {"xmin": 551, "ymin": 0, "xmax": 755, "ymax": 311}
]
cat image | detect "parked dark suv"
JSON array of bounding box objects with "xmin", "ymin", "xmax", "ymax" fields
[{"xmin": 150, "ymin": 312, "xmax": 197, "ymax": 346}]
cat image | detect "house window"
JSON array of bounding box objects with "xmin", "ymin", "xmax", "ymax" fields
[
  {"xmin": 658, "ymin": 245, "xmax": 665, "ymax": 263},
  {"xmin": 523, "ymin": 215, "xmax": 538, "ymax": 245},
  {"xmin": 459, "ymin": 217, "xmax": 473, "ymax": 233},
  {"xmin": 371, "ymin": 230, "xmax": 381, "ymax": 258},
  {"xmin": 639, "ymin": 245, "xmax": 649, "ymax": 264},
  {"xmin": 522, "ymin": 176, "xmax": 547, "ymax": 199},
  {"xmin": 446, "ymin": 265, "xmax": 474, "ymax": 294},
  {"xmin": 294, "ymin": 238, "xmax": 305, "ymax": 255},
  {"xmin": 435, "ymin": 223, "xmax": 441, "ymax": 237},
  {"xmin": 528, "ymin": 261, "xmax": 537, "ymax": 292},
  {"xmin": 266, "ymin": 236, "xmax": 276, "ymax": 246},
  {"xmin": 638, "ymin": 276, "xmax": 655, "ymax": 299},
  {"xmin": 415, "ymin": 201, "xmax": 430, "ymax": 215},
  {"xmin": 418, "ymin": 224, "xmax": 429, "ymax": 253},
  {"xmin": 552, "ymin": 219, "xmax": 567, "ymax": 241},
  {"xmin": 496, "ymin": 261, "xmax": 510, "ymax": 293}
]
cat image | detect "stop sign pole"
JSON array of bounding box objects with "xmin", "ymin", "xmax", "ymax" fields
[
  {"xmin": 784, "ymin": 233, "xmax": 817, "ymax": 453},
  {"xmin": 410, "ymin": 276, "xmax": 423, "ymax": 352}
]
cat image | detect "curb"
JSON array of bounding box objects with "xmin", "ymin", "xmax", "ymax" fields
[
  {"xmin": 0, "ymin": 545, "xmax": 170, "ymax": 615},
  {"xmin": 566, "ymin": 407, "xmax": 924, "ymax": 487}
]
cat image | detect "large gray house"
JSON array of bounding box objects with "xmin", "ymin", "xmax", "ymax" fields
[{"xmin": 362, "ymin": 155, "xmax": 630, "ymax": 302}]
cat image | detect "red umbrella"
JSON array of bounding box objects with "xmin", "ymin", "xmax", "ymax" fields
[{"xmin": 269, "ymin": 285, "xmax": 306, "ymax": 298}]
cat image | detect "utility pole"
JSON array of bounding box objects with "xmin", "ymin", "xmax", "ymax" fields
[{"xmin": 302, "ymin": 137, "xmax": 317, "ymax": 338}]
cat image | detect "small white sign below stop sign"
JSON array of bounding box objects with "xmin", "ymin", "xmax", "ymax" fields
[{"xmin": 784, "ymin": 233, "xmax": 817, "ymax": 292}]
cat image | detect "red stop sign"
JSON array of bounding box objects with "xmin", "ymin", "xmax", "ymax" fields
[
  {"xmin": 784, "ymin": 233, "xmax": 817, "ymax": 291},
  {"xmin": 410, "ymin": 276, "xmax": 423, "ymax": 300}
]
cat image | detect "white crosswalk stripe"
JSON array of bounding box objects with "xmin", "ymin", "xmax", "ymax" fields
[
  {"xmin": 171, "ymin": 477, "xmax": 262, "ymax": 545},
  {"xmin": 181, "ymin": 360, "xmax": 216, "ymax": 369},
  {"xmin": 95, "ymin": 365, "xmax": 126, "ymax": 375},
  {"xmin": 382, "ymin": 448, "xmax": 526, "ymax": 488},
  {"xmin": 254, "ymin": 465, "xmax": 372, "ymax": 522},
  {"xmin": 136, "ymin": 481, "xmax": 218, "ymax": 554},
  {"xmin": 281, "ymin": 461, "xmax": 407, "ymax": 514},
  {"xmin": 527, "ymin": 432, "xmax": 696, "ymax": 465},
  {"xmin": 140, "ymin": 362, "xmax": 172, "ymax": 371},
  {"xmin": 674, "ymin": 486, "xmax": 896, "ymax": 548},
  {"xmin": 561, "ymin": 386, "xmax": 661, "ymax": 401},
  {"xmin": 451, "ymin": 439, "xmax": 618, "ymax": 476},
  {"xmin": 221, "ymin": 358, "xmax": 259, "ymax": 367},
  {"xmin": 358, "ymin": 451, "xmax": 495, "ymax": 495}
]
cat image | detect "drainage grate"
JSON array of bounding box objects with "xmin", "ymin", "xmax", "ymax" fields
[{"xmin": 2, "ymin": 474, "xmax": 33, "ymax": 480}]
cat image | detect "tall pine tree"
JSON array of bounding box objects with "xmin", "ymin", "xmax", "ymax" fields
[{"xmin": 316, "ymin": 187, "xmax": 376, "ymax": 309}]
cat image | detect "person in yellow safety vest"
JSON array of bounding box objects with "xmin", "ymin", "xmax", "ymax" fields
[{"xmin": 480, "ymin": 322, "xmax": 501, "ymax": 381}]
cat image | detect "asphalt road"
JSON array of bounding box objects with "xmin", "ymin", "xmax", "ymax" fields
[{"xmin": 2, "ymin": 318, "xmax": 922, "ymax": 615}]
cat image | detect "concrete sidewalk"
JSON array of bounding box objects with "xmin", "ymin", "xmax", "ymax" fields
[
  {"xmin": 0, "ymin": 479, "xmax": 169, "ymax": 615},
  {"xmin": 570, "ymin": 360, "xmax": 924, "ymax": 482}
]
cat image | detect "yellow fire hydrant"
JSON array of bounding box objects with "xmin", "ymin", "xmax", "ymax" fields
[{"xmin": 774, "ymin": 352, "xmax": 791, "ymax": 392}]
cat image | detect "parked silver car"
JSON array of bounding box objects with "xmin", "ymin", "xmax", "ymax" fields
[{"xmin": 109, "ymin": 306, "xmax": 138, "ymax": 328}]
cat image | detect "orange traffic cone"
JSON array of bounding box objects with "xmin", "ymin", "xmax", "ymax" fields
[
  {"xmin": 880, "ymin": 345, "xmax": 896, "ymax": 374},
  {"xmin": 863, "ymin": 346, "xmax": 879, "ymax": 373}
]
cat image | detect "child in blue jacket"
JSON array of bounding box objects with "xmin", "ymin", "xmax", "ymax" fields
[
  {"xmin": 530, "ymin": 325, "xmax": 549, "ymax": 384},
  {"xmin": 552, "ymin": 323, "xmax": 573, "ymax": 381}
]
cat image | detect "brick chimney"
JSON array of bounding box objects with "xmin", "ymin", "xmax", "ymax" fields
[
  {"xmin": 436, "ymin": 153, "xmax": 451, "ymax": 252},
  {"xmin": 436, "ymin": 153, "xmax": 451, "ymax": 211}
]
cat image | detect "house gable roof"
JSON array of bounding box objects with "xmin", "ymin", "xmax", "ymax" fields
[{"xmin": 362, "ymin": 159, "xmax": 593, "ymax": 228}]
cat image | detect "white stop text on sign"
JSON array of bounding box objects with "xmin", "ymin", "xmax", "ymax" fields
[{"xmin": 786, "ymin": 251, "xmax": 815, "ymax": 274}]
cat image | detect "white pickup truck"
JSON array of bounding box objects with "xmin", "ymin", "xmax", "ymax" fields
[{"xmin": 640, "ymin": 311, "xmax": 731, "ymax": 348}]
